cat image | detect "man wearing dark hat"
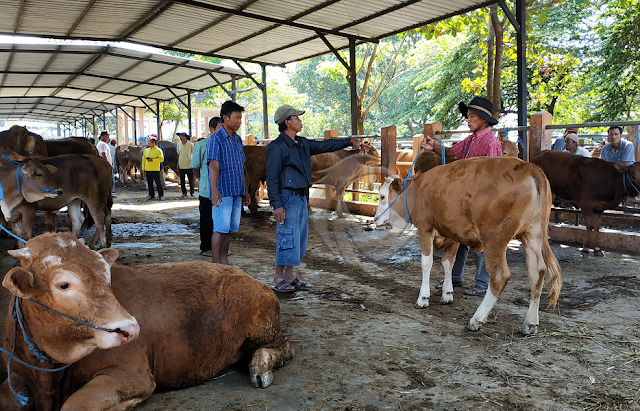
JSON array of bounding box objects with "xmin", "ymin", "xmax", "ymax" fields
[
  {"xmin": 266, "ymin": 104, "xmax": 370, "ymax": 292},
  {"xmin": 421, "ymin": 96, "xmax": 502, "ymax": 297}
]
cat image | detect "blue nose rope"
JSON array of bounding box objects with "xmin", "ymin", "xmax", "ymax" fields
[
  {"xmin": 623, "ymin": 173, "xmax": 640, "ymax": 196},
  {"xmin": 1, "ymin": 296, "xmax": 122, "ymax": 405},
  {"xmin": 1, "ymin": 153, "xmax": 61, "ymax": 197}
]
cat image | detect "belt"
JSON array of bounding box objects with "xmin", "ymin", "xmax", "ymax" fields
[{"xmin": 282, "ymin": 188, "xmax": 306, "ymax": 196}]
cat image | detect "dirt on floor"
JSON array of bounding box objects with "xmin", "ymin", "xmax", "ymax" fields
[{"xmin": 1, "ymin": 181, "xmax": 640, "ymax": 411}]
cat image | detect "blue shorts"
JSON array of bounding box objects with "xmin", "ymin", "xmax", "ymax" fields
[
  {"xmin": 275, "ymin": 192, "xmax": 308, "ymax": 266},
  {"xmin": 212, "ymin": 196, "xmax": 242, "ymax": 233}
]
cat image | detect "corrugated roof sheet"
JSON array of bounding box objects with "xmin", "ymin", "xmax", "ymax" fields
[
  {"xmin": 0, "ymin": 43, "xmax": 250, "ymax": 122},
  {"xmin": 1, "ymin": 0, "xmax": 494, "ymax": 66}
]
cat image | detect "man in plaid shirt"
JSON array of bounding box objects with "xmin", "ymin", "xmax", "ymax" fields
[
  {"xmin": 207, "ymin": 101, "xmax": 251, "ymax": 265},
  {"xmin": 421, "ymin": 96, "xmax": 502, "ymax": 297}
]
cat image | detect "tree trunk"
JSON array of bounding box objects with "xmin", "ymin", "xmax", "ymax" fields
[
  {"xmin": 490, "ymin": 7, "xmax": 504, "ymax": 120},
  {"xmin": 487, "ymin": 8, "xmax": 496, "ymax": 103}
]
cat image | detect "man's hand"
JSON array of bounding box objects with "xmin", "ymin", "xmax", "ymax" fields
[
  {"xmin": 211, "ymin": 188, "xmax": 222, "ymax": 207},
  {"xmin": 350, "ymin": 138, "xmax": 371, "ymax": 154},
  {"xmin": 146, "ymin": 157, "xmax": 152, "ymax": 162},
  {"xmin": 420, "ymin": 137, "xmax": 436, "ymax": 151},
  {"xmin": 243, "ymin": 191, "xmax": 251, "ymax": 206},
  {"xmin": 274, "ymin": 207, "xmax": 285, "ymax": 225}
]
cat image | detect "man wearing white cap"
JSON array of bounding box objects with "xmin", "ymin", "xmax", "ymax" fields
[
  {"xmin": 266, "ymin": 104, "xmax": 369, "ymax": 293},
  {"xmin": 564, "ymin": 133, "xmax": 591, "ymax": 158}
]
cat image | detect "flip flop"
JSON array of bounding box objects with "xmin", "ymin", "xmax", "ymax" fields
[
  {"xmin": 271, "ymin": 280, "xmax": 295, "ymax": 293},
  {"xmin": 290, "ymin": 278, "xmax": 311, "ymax": 289},
  {"xmin": 435, "ymin": 280, "xmax": 463, "ymax": 289},
  {"xmin": 464, "ymin": 286, "xmax": 487, "ymax": 296},
  {"xmin": 199, "ymin": 251, "xmax": 212, "ymax": 257}
]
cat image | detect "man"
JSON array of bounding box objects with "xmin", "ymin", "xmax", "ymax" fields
[
  {"xmin": 421, "ymin": 96, "xmax": 502, "ymax": 297},
  {"xmin": 142, "ymin": 137, "xmax": 165, "ymax": 201},
  {"xmin": 97, "ymin": 131, "xmax": 116, "ymax": 196},
  {"xmin": 600, "ymin": 126, "xmax": 635, "ymax": 165},
  {"xmin": 552, "ymin": 128, "xmax": 579, "ymax": 151},
  {"xmin": 191, "ymin": 117, "xmax": 222, "ymax": 257},
  {"xmin": 564, "ymin": 133, "xmax": 591, "ymax": 158},
  {"xmin": 207, "ymin": 101, "xmax": 251, "ymax": 265},
  {"xmin": 266, "ymin": 104, "xmax": 370, "ymax": 293},
  {"xmin": 177, "ymin": 132, "xmax": 195, "ymax": 198}
]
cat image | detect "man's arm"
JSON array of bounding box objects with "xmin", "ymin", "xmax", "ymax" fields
[
  {"xmin": 307, "ymin": 138, "xmax": 352, "ymax": 156},
  {"xmin": 209, "ymin": 160, "xmax": 221, "ymax": 206},
  {"xmin": 265, "ymin": 143, "xmax": 285, "ymax": 223},
  {"xmin": 622, "ymin": 143, "xmax": 635, "ymax": 165},
  {"xmin": 190, "ymin": 143, "xmax": 202, "ymax": 179},
  {"xmin": 420, "ymin": 137, "xmax": 457, "ymax": 159}
]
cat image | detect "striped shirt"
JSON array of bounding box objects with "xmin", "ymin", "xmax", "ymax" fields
[
  {"xmin": 190, "ymin": 136, "xmax": 210, "ymax": 199},
  {"xmin": 451, "ymin": 126, "xmax": 502, "ymax": 159},
  {"xmin": 206, "ymin": 127, "xmax": 246, "ymax": 198}
]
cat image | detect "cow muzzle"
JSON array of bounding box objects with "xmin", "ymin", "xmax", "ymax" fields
[{"xmin": 97, "ymin": 317, "xmax": 140, "ymax": 348}]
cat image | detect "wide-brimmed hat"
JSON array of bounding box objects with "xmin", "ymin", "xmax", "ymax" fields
[
  {"xmin": 458, "ymin": 97, "xmax": 499, "ymax": 126},
  {"xmin": 274, "ymin": 104, "xmax": 305, "ymax": 124}
]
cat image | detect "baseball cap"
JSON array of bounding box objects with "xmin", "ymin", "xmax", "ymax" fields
[{"xmin": 274, "ymin": 104, "xmax": 305, "ymax": 124}]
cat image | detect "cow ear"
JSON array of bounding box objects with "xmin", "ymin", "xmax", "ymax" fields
[
  {"xmin": 3, "ymin": 267, "xmax": 35, "ymax": 298},
  {"xmin": 98, "ymin": 248, "xmax": 119, "ymax": 266},
  {"xmin": 613, "ymin": 162, "xmax": 629, "ymax": 173},
  {"xmin": 390, "ymin": 178, "xmax": 404, "ymax": 192},
  {"xmin": 44, "ymin": 164, "xmax": 58, "ymax": 173}
]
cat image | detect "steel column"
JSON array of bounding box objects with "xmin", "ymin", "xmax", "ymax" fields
[
  {"xmin": 187, "ymin": 92, "xmax": 192, "ymax": 137},
  {"xmin": 516, "ymin": 0, "xmax": 527, "ymax": 161},
  {"xmin": 231, "ymin": 75, "xmax": 237, "ymax": 102},
  {"xmin": 133, "ymin": 108, "xmax": 137, "ymax": 145},
  {"xmin": 156, "ymin": 100, "xmax": 161, "ymax": 139},
  {"xmin": 261, "ymin": 64, "xmax": 269, "ymax": 140},
  {"xmin": 349, "ymin": 37, "xmax": 357, "ymax": 136}
]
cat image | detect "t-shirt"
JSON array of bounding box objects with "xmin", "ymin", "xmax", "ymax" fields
[
  {"xmin": 97, "ymin": 140, "xmax": 113, "ymax": 166},
  {"xmin": 177, "ymin": 141, "xmax": 194, "ymax": 169},
  {"xmin": 566, "ymin": 146, "xmax": 591, "ymax": 158},
  {"xmin": 600, "ymin": 139, "xmax": 635, "ymax": 165}
]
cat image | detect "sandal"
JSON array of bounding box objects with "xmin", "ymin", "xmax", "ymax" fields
[
  {"xmin": 271, "ymin": 280, "xmax": 296, "ymax": 293},
  {"xmin": 464, "ymin": 286, "xmax": 487, "ymax": 296},
  {"xmin": 435, "ymin": 280, "xmax": 463, "ymax": 289},
  {"xmin": 290, "ymin": 278, "xmax": 311, "ymax": 289},
  {"xmin": 199, "ymin": 250, "xmax": 212, "ymax": 257}
]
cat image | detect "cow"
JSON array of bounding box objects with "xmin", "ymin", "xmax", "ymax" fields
[
  {"xmin": 0, "ymin": 157, "xmax": 62, "ymax": 221},
  {"xmin": 0, "ymin": 126, "xmax": 48, "ymax": 159},
  {"xmin": 310, "ymin": 144, "xmax": 381, "ymax": 217},
  {"xmin": 8, "ymin": 154, "xmax": 113, "ymax": 249},
  {"xmin": 115, "ymin": 145, "xmax": 144, "ymax": 182},
  {"xmin": 44, "ymin": 137, "xmax": 98, "ymax": 157},
  {"xmin": 531, "ymin": 150, "xmax": 640, "ymax": 257},
  {"xmin": 0, "ymin": 232, "xmax": 295, "ymax": 410},
  {"xmin": 374, "ymin": 156, "xmax": 562, "ymax": 334},
  {"xmin": 158, "ymin": 140, "xmax": 179, "ymax": 175},
  {"xmin": 501, "ymin": 140, "xmax": 519, "ymax": 157},
  {"xmin": 243, "ymin": 145, "xmax": 266, "ymax": 213}
]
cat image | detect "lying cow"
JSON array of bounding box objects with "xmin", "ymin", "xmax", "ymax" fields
[
  {"xmin": 531, "ymin": 150, "xmax": 640, "ymax": 257},
  {"xmin": 8, "ymin": 154, "xmax": 113, "ymax": 249},
  {"xmin": 375, "ymin": 156, "xmax": 562, "ymax": 334},
  {"xmin": 44, "ymin": 137, "xmax": 98, "ymax": 156},
  {"xmin": 0, "ymin": 232, "xmax": 295, "ymax": 410},
  {"xmin": 311, "ymin": 144, "xmax": 380, "ymax": 217}
]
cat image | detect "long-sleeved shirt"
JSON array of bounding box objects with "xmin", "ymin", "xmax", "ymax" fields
[
  {"xmin": 265, "ymin": 132, "xmax": 352, "ymax": 210},
  {"xmin": 451, "ymin": 126, "xmax": 503, "ymax": 159},
  {"xmin": 141, "ymin": 146, "xmax": 164, "ymax": 171}
]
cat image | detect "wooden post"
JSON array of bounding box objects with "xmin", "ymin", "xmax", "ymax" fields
[
  {"xmin": 247, "ymin": 135, "xmax": 256, "ymax": 146},
  {"xmin": 381, "ymin": 125, "xmax": 397, "ymax": 178},
  {"xmin": 124, "ymin": 114, "xmax": 129, "ymax": 144},
  {"xmin": 529, "ymin": 111, "xmax": 553, "ymax": 159},
  {"xmin": 627, "ymin": 125, "xmax": 639, "ymax": 163},
  {"xmin": 323, "ymin": 129, "xmax": 338, "ymax": 204},
  {"xmin": 422, "ymin": 122, "xmax": 442, "ymax": 158}
]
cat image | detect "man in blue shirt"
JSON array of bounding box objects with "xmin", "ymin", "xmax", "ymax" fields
[
  {"xmin": 192, "ymin": 116, "xmax": 222, "ymax": 257},
  {"xmin": 266, "ymin": 104, "xmax": 369, "ymax": 292},
  {"xmin": 207, "ymin": 102, "xmax": 250, "ymax": 265},
  {"xmin": 600, "ymin": 126, "xmax": 635, "ymax": 165}
]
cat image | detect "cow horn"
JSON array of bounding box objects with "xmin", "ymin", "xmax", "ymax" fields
[{"xmin": 8, "ymin": 247, "xmax": 31, "ymax": 259}]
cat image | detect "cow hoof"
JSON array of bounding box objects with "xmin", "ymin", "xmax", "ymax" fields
[
  {"xmin": 466, "ymin": 320, "xmax": 482, "ymax": 332},
  {"xmin": 440, "ymin": 293, "xmax": 454, "ymax": 304},
  {"xmin": 594, "ymin": 249, "xmax": 605, "ymax": 257},
  {"xmin": 250, "ymin": 371, "xmax": 273, "ymax": 388},
  {"xmin": 415, "ymin": 297, "xmax": 429, "ymax": 308},
  {"xmin": 581, "ymin": 250, "xmax": 590, "ymax": 258},
  {"xmin": 523, "ymin": 323, "xmax": 538, "ymax": 335}
]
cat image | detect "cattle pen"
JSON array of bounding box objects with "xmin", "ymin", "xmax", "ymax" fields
[{"xmin": 1, "ymin": 183, "xmax": 640, "ymax": 410}]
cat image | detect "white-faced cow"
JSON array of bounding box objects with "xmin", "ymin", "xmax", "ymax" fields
[
  {"xmin": 375, "ymin": 156, "xmax": 562, "ymax": 334},
  {"xmin": 0, "ymin": 232, "xmax": 295, "ymax": 410},
  {"xmin": 531, "ymin": 150, "xmax": 640, "ymax": 257}
]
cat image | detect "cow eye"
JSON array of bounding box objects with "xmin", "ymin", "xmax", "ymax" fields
[
  {"xmin": 35, "ymin": 173, "xmax": 43, "ymax": 177},
  {"xmin": 59, "ymin": 283, "xmax": 69, "ymax": 290}
]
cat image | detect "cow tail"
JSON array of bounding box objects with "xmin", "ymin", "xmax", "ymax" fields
[{"xmin": 538, "ymin": 170, "xmax": 562, "ymax": 308}]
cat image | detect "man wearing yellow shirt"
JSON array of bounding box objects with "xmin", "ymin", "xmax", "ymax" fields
[{"xmin": 142, "ymin": 137, "xmax": 165, "ymax": 201}]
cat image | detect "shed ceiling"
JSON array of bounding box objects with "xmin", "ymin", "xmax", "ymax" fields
[{"xmin": 1, "ymin": 0, "xmax": 494, "ymax": 66}]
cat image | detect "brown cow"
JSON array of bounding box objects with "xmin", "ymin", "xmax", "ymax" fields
[
  {"xmin": 44, "ymin": 137, "xmax": 98, "ymax": 157},
  {"xmin": 375, "ymin": 156, "xmax": 562, "ymax": 334},
  {"xmin": 0, "ymin": 126, "xmax": 48, "ymax": 159},
  {"xmin": 501, "ymin": 140, "xmax": 519, "ymax": 157},
  {"xmin": 243, "ymin": 145, "xmax": 266, "ymax": 213},
  {"xmin": 0, "ymin": 232, "xmax": 295, "ymax": 410},
  {"xmin": 115, "ymin": 145, "xmax": 144, "ymax": 182},
  {"xmin": 531, "ymin": 150, "xmax": 640, "ymax": 257},
  {"xmin": 310, "ymin": 145, "xmax": 380, "ymax": 216},
  {"xmin": 9, "ymin": 154, "xmax": 113, "ymax": 249}
]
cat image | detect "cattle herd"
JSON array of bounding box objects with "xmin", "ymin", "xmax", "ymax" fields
[{"xmin": 1, "ymin": 125, "xmax": 639, "ymax": 410}]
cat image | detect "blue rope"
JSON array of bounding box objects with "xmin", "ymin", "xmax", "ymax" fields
[
  {"xmin": 623, "ymin": 173, "xmax": 640, "ymax": 196},
  {"xmin": 1, "ymin": 152, "xmax": 60, "ymax": 197},
  {"xmin": 0, "ymin": 223, "xmax": 26, "ymax": 243},
  {"xmin": 26, "ymin": 298, "xmax": 120, "ymax": 333}
]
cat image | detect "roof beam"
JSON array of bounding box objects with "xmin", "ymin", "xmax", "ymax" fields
[
  {"xmin": 317, "ymin": 33, "xmax": 349, "ymax": 70},
  {"xmin": 497, "ymin": 0, "xmax": 519, "ymax": 32},
  {"xmin": 51, "ymin": 46, "xmax": 110, "ymax": 98},
  {"xmin": 207, "ymin": 72, "xmax": 233, "ymax": 100},
  {"xmin": 67, "ymin": 0, "xmax": 98, "ymax": 37},
  {"xmin": 0, "ymin": 46, "xmax": 15, "ymax": 87},
  {"xmin": 118, "ymin": 0, "xmax": 176, "ymax": 40},
  {"xmin": 13, "ymin": 0, "xmax": 26, "ymax": 33},
  {"xmin": 232, "ymin": 59, "xmax": 261, "ymax": 89},
  {"xmin": 174, "ymin": 0, "xmax": 374, "ymax": 42}
]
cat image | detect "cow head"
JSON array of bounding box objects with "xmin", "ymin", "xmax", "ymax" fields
[
  {"xmin": 2, "ymin": 232, "xmax": 139, "ymax": 364},
  {"xmin": 0, "ymin": 126, "xmax": 48, "ymax": 159},
  {"xmin": 375, "ymin": 176, "xmax": 412, "ymax": 230},
  {"xmin": 17, "ymin": 160, "xmax": 62, "ymax": 203}
]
